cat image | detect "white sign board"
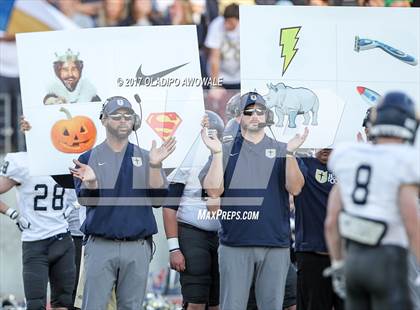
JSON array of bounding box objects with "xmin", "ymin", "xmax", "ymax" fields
[
  {"xmin": 240, "ymin": 6, "xmax": 420, "ymax": 148},
  {"xmin": 16, "ymin": 25, "xmax": 205, "ymax": 175}
]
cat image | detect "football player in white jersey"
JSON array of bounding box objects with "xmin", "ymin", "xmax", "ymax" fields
[
  {"xmin": 325, "ymin": 92, "xmax": 420, "ymax": 310},
  {"xmin": 0, "ymin": 152, "xmax": 76, "ymax": 310}
]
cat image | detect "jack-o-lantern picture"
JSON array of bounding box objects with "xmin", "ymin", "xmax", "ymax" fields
[{"xmin": 51, "ymin": 107, "xmax": 97, "ymax": 153}]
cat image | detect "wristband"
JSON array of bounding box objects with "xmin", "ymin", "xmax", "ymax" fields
[
  {"xmin": 150, "ymin": 162, "xmax": 162, "ymax": 169},
  {"xmin": 6, "ymin": 208, "xmax": 18, "ymax": 220},
  {"xmin": 167, "ymin": 237, "xmax": 180, "ymax": 252},
  {"xmin": 286, "ymin": 150, "xmax": 295, "ymax": 157},
  {"xmin": 212, "ymin": 150, "xmax": 222, "ymax": 155}
]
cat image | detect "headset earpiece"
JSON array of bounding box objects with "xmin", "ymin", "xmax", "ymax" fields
[
  {"xmin": 133, "ymin": 114, "xmax": 141, "ymax": 131},
  {"xmin": 99, "ymin": 97, "xmax": 112, "ymax": 120}
]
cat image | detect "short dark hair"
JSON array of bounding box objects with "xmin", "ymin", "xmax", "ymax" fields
[{"xmin": 223, "ymin": 3, "xmax": 239, "ymax": 20}]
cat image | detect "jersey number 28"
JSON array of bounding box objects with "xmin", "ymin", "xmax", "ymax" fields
[
  {"xmin": 34, "ymin": 184, "xmax": 65, "ymax": 211},
  {"xmin": 351, "ymin": 165, "xmax": 372, "ymax": 205}
]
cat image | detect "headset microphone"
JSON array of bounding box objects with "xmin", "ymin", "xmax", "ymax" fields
[{"xmin": 132, "ymin": 94, "xmax": 143, "ymax": 148}]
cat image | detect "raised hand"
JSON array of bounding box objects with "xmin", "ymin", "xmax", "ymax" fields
[
  {"xmin": 201, "ymin": 115, "xmax": 222, "ymax": 154},
  {"xmin": 287, "ymin": 127, "xmax": 309, "ymax": 152},
  {"xmin": 20, "ymin": 116, "xmax": 32, "ymax": 132},
  {"xmin": 69, "ymin": 159, "xmax": 97, "ymax": 183},
  {"xmin": 357, "ymin": 132, "xmax": 366, "ymax": 143},
  {"xmin": 149, "ymin": 137, "xmax": 176, "ymax": 166}
]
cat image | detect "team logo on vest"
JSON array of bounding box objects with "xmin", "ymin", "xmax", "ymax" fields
[
  {"xmin": 315, "ymin": 169, "xmax": 329, "ymax": 183},
  {"xmin": 265, "ymin": 148, "xmax": 276, "ymax": 158},
  {"xmin": 146, "ymin": 112, "xmax": 182, "ymax": 141},
  {"xmin": 131, "ymin": 157, "xmax": 142, "ymax": 167},
  {"xmin": 315, "ymin": 169, "xmax": 337, "ymax": 184}
]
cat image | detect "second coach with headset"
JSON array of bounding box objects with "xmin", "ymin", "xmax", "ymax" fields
[
  {"xmin": 71, "ymin": 96, "xmax": 176, "ymax": 310},
  {"xmin": 199, "ymin": 92, "xmax": 307, "ymax": 310}
]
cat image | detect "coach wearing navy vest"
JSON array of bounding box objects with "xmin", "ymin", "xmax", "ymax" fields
[
  {"xmin": 199, "ymin": 92, "xmax": 307, "ymax": 310},
  {"xmin": 287, "ymin": 137, "xmax": 344, "ymax": 310},
  {"xmin": 71, "ymin": 96, "xmax": 176, "ymax": 310}
]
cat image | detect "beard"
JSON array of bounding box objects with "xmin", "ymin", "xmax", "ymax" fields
[
  {"xmin": 240, "ymin": 120, "xmax": 264, "ymax": 133},
  {"xmin": 106, "ymin": 123, "xmax": 133, "ymax": 139},
  {"xmin": 61, "ymin": 76, "xmax": 80, "ymax": 91}
]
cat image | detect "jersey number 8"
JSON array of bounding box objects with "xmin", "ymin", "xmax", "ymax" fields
[{"xmin": 351, "ymin": 165, "xmax": 372, "ymax": 205}]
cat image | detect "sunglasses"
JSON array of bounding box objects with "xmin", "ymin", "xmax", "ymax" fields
[
  {"xmin": 243, "ymin": 108, "xmax": 266, "ymax": 116},
  {"xmin": 108, "ymin": 113, "xmax": 135, "ymax": 121}
]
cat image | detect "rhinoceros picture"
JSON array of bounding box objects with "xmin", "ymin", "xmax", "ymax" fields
[{"xmin": 264, "ymin": 83, "xmax": 319, "ymax": 128}]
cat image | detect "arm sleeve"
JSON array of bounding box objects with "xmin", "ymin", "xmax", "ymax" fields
[
  {"xmin": 0, "ymin": 153, "xmax": 28, "ymax": 184},
  {"xmin": 399, "ymin": 149, "xmax": 420, "ymax": 185},
  {"xmin": 163, "ymin": 182, "xmax": 186, "ymax": 211}
]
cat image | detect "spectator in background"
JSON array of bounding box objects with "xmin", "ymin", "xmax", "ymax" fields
[
  {"xmin": 120, "ymin": 0, "xmax": 164, "ymax": 26},
  {"xmin": 0, "ymin": 34, "xmax": 21, "ymax": 152},
  {"xmin": 168, "ymin": 0, "xmax": 194, "ymax": 25},
  {"xmin": 97, "ymin": 0, "xmax": 127, "ymax": 27},
  {"xmin": 307, "ymin": 0, "xmax": 329, "ymax": 5},
  {"xmin": 57, "ymin": 0, "xmax": 95, "ymax": 28},
  {"xmin": 155, "ymin": 0, "xmax": 176, "ymax": 16},
  {"xmin": 358, "ymin": 0, "xmax": 412, "ymax": 5},
  {"xmin": 218, "ymin": 0, "xmax": 255, "ymax": 12},
  {"xmin": 178, "ymin": 0, "xmax": 215, "ymax": 79},
  {"xmin": 205, "ymin": 3, "xmax": 240, "ymax": 101},
  {"xmin": 190, "ymin": 0, "xmax": 208, "ymax": 44}
]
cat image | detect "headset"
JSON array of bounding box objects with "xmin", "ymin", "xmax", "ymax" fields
[{"xmin": 99, "ymin": 95, "xmax": 143, "ymax": 131}]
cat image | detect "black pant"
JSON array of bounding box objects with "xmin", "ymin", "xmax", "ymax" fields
[
  {"xmin": 178, "ymin": 223, "xmax": 219, "ymax": 307},
  {"xmin": 22, "ymin": 233, "xmax": 76, "ymax": 310},
  {"xmin": 346, "ymin": 242, "xmax": 411, "ymax": 310},
  {"xmin": 296, "ymin": 252, "xmax": 344, "ymax": 310}
]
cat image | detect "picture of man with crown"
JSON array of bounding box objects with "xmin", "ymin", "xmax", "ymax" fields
[{"xmin": 43, "ymin": 49, "xmax": 101, "ymax": 105}]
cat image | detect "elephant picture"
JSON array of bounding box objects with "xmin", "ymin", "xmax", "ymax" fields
[{"xmin": 264, "ymin": 82, "xmax": 319, "ymax": 128}]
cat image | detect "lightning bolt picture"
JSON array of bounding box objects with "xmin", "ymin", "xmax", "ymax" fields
[{"xmin": 279, "ymin": 26, "xmax": 301, "ymax": 76}]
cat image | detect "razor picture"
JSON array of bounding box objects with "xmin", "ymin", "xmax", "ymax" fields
[{"xmin": 354, "ymin": 36, "xmax": 418, "ymax": 66}]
